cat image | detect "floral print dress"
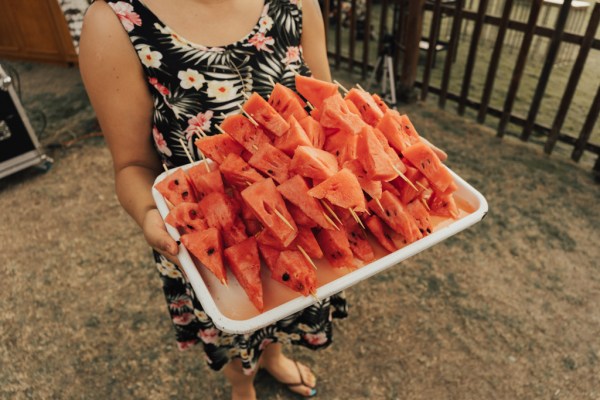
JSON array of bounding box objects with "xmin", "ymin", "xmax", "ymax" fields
[{"xmin": 104, "ymin": 0, "xmax": 348, "ymax": 373}]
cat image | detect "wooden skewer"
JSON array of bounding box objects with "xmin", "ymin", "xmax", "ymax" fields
[
  {"xmin": 241, "ymin": 91, "xmax": 251, "ymax": 100},
  {"xmin": 416, "ymin": 181, "xmax": 428, "ymax": 191},
  {"xmin": 267, "ymin": 76, "xmax": 276, "ymax": 87},
  {"xmin": 215, "ymin": 124, "xmax": 227, "ymax": 135},
  {"xmin": 252, "ymin": 144, "xmax": 259, "ymax": 152},
  {"xmin": 323, "ymin": 213, "xmax": 340, "ymax": 231},
  {"xmin": 321, "ymin": 200, "xmax": 343, "ymax": 226},
  {"xmin": 333, "ymin": 79, "xmax": 349, "ymax": 94},
  {"xmin": 178, "ymin": 137, "xmax": 195, "ymax": 164},
  {"xmin": 237, "ymin": 104, "xmax": 259, "ymax": 127},
  {"xmin": 305, "ymin": 100, "xmax": 315, "ymax": 111},
  {"xmin": 309, "ymin": 290, "xmax": 319, "ymax": 301},
  {"xmin": 356, "ymin": 83, "xmax": 366, "ymax": 92},
  {"xmin": 162, "ymin": 163, "xmax": 170, "ymax": 174},
  {"xmin": 393, "ymin": 165, "xmax": 418, "ymax": 191},
  {"xmin": 374, "ymin": 197, "xmax": 385, "ymax": 213},
  {"xmin": 197, "ymin": 148, "xmax": 211, "ymax": 172},
  {"xmin": 297, "ymin": 245, "xmax": 317, "ymax": 271},
  {"xmin": 274, "ymin": 209, "xmax": 295, "ymax": 231},
  {"xmin": 349, "ymin": 209, "xmax": 365, "ymax": 230},
  {"xmin": 420, "ymin": 198, "xmax": 431, "ymax": 211}
]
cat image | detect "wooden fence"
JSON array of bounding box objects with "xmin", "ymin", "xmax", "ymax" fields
[{"xmin": 321, "ymin": 0, "xmax": 600, "ymax": 179}]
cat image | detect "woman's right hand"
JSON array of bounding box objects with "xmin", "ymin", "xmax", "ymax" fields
[{"xmin": 142, "ymin": 208, "xmax": 181, "ymax": 266}]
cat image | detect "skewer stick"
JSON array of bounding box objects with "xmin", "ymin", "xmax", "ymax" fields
[
  {"xmin": 356, "ymin": 83, "xmax": 366, "ymax": 92},
  {"xmin": 393, "ymin": 165, "xmax": 418, "ymax": 191},
  {"xmin": 162, "ymin": 163, "xmax": 170, "ymax": 174},
  {"xmin": 252, "ymin": 144, "xmax": 259, "ymax": 152},
  {"xmin": 297, "ymin": 245, "xmax": 318, "ymax": 271},
  {"xmin": 416, "ymin": 181, "xmax": 428, "ymax": 191},
  {"xmin": 237, "ymin": 105, "xmax": 259, "ymax": 127},
  {"xmin": 267, "ymin": 76, "xmax": 276, "ymax": 87},
  {"xmin": 349, "ymin": 209, "xmax": 365, "ymax": 230},
  {"xmin": 215, "ymin": 124, "xmax": 227, "ymax": 135},
  {"xmin": 333, "ymin": 79, "xmax": 349, "ymax": 94},
  {"xmin": 305, "ymin": 100, "xmax": 315, "ymax": 111},
  {"xmin": 321, "ymin": 200, "xmax": 343, "ymax": 226},
  {"xmin": 197, "ymin": 148, "xmax": 211, "ymax": 172},
  {"xmin": 178, "ymin": 138, "xmax": 195, "ymax": 164},
  {"xmin": 274, "ymin": 209, "xmax": 295, "ymax": 231},
  {"xmin": 323, "ymin": 213, "xmax": 340, "ymax": 230},
  {"xmin": 309, "ymin": 290, "xmax": 319, "ymax": 301},
  {"xmin": 241, "ymin": 92, "xmax": 251, "ymax": 100},
  {"xmin": 420, "ymin": 198, "xmax": 431, "ymax": 211},
  {"xmin": 375, "ymin": 197, "xmax": 385, "ymax": 213}
]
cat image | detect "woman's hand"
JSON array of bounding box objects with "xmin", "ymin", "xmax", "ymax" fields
[{"xmin": 142, "ymin": 208, "xmax": 181, "ymax": 266}]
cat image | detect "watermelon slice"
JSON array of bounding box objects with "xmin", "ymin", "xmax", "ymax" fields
[
  {"xmin": 368, "ymin": 190, "xmax": 422, "ymax": 244},
  {"xmin": 180, "ymin": 227, "xmax": 227, "ymax": 284},
  {"xmin": 343, "ymin": 159, "xmax": 382, "ymax": 200},
  {"xmin": 220, "ymin": 114, "xmax": 272, "ymax": 154},
  {"xmin": 406, "ymin": 198, "xmax": 433, "ymax": 235},
  {"xmin": 344, "ymin": 88, "xmax": 384, "ymax": 126},
  {"xmin": 357, "ymin": 126, "xmax": 397, "ymax": 181},
  {"xmin": 219, "ymin": 153, "xmax": 265, "ymax": 189},
  {"xmin": 155, "ymin": 168, "xmax": 197, "ymax": 206},
  {"xmin": 273, "ymin": 115, "xmax": 312, "ymax": 156},
  {"xmin": 277, "ymin": 175, "xmax": 333, "ymax": 230},
  {"xmin": 222, "ymin": 217, "xmax": 249, "ymax": 247},
  {"xmin": 293, "ymin": 226, "xmax": 323, "ymax": 259},
  {"xmin": 243, "ymin": 92, "xmax": 290, "ymax": 137},
  {"xmin": 268, "ymin": 83, "xmax": 309, "ymax": 121},
  {"xmin": 428, "ymin": 192, "xmax": 459, "ymax": 219},
  {"xmin": 187, "ymin": 164, "xmax": 225, "ymax": 200},
  {"xmin": 198, "ymin": 191, "xmax": 238, "ymax": 231},
  {"xmin": 295, "ymin": 74, "xmax": 339, "ymax": 109},
  {"xmin": 308, "ymin": 168, "xmax": 367, "ymax": 212},
  {"xmin": 372, "ymin": 127, "xmax": 407, "ymax": 176},
  {"xmin": 290, "ymin": 146, "xmax": 339, "ymax": 181},
  {"xmin": 223, "ymin": 237, "xmax": 264, "ymax": 312},
  {"xmin": 248, "ymin": 143, "xmax": 291, "ymax": 184},
  {"xmin": 344, "ymin": 218, "xmax": 375, "ymax": 262},
  {"xmin": 319, "ymin": 93, "xmax": 366, "ymax": 135},
  {"xmin": 165, "ymin": 202, "xmax": 208, "ymax": 235},
  {"xmin": 194, "ymin": 133, "xmax": 244, "ymax": 164},
  {"xmin": 286, "ymin": 202, "xmax": 318, "ymax": 228},
  {"xmin": 372, "ymin": 93, "xmax": 390, "ymax": 113},
  {"xmin": 317, "ymin": 229, "xmax": 355, "ymax": 269},
  {"xmin": 271, "ymin": 250, "xmax": 317, "ymax": 296},
  {"xmin": 241, "ymin": 178, "xmax": 298, "ymax": 247},
  {"xmin": 391, "ymin": 166, "xmax": 427, "ymax": 204},
  {"xmin": 365, "ymin": 215, "xmax": 397, "ymax": 253},
  {"xmin": 258, "ymin": 243, "xmax": 280, "ymax": 272},
  {"xmin": 402, "ymin": 141, "xmax": 454, "ymax": 193},
  {"xmin": 323, "ymin": 129, "xmax": 358, "ymax": 167},
  {"xmin": 298, "ymin": 115, "xmax": 326, "ymax": 149},
  {"xmin": 376, "ymin": 110, "xmax": 421, "ymax": 153},
  {"xmin": 344, "ymin": 98, "xmax": 362, "ymax": 116}
]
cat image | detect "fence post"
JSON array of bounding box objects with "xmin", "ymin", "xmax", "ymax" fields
[{"xmin": 399, "ymin": 0, "xmax": 426, "ymax": 102}]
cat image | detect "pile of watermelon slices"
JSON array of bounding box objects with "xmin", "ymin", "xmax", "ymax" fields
[{"xmin": 154, "ymin": 75, "xmax": 459, "ymax": 313}]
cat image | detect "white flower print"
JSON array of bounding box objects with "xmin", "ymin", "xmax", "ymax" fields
[
  {"xmin": 155, "ymin": 23, "xmax": 190, "ymax": 48},
  {"xmin": 138, "ymin": 45, "xmax": 163, "ymax": 68},
  {"xmin": 193, "ymin": 309, "xmax": 210, "ymax": 322},
  {"xmin": 152, "ymin": 127, "xmax": 172, "ymax": 157},
  {"xmin": 206, "ymin": 80, "xmax": 239, "ymax": 102},
  {"xmin": 109, "ymin": 1, "xmax": 142, "ymax": 32},
  {"xmin": 258, "ymin": 15, "xmax": 274, "ymax": 33},
  {"xmin": 178, "ymin": 68, "xmax": 206, "ymax": 90},
  {"xmin": 198, "ymin": 328, "xmax": 220, "ymax": 344},
  {"xmin": 282, "ymin": 46, "xmax": 301, "ymax": 64},
  {"xmin": 185, "ymin": 110, "xmax": 213, "ymax": 140},
  {"xmin": 245, "ymin": 32, "xmax": 275, "ymax": 53}
]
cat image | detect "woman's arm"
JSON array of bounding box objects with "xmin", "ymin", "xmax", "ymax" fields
[
  {"xmin": 301, "ymin": 0, "xmax": 332, "ymax": 82},
  {"xmin": 79, "ymin": 1, "xmax": 179, "ymax": 258}
]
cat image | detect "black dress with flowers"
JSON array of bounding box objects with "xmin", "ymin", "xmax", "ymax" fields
[{"xmin": 104, "ymin": 0, "xmax": 348, "ymax": 373}]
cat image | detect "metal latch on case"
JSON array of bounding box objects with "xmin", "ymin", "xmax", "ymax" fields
[{"xmin": 0, "ymin": 74, "xmax": 11, "ymax": 91}]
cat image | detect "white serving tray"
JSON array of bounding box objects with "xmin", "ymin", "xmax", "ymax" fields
[{"xmin": 152, "ymin": 161, "xmax": 488, "ymax": 334}]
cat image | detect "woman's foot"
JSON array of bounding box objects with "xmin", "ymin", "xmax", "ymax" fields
[
  {"xmin": 231, "ymin": 386, "xmax": 256, "ymax": 400},
  {"xmin": 261, "ymin": 353, "xmax": 317, "ymax": 397}
]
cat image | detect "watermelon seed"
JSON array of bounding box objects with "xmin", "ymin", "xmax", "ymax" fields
[
  {"xmin": 174, "ymin": 179, "xmax": 179, "ymax": 185},
  {"xmin": 267, "ymin": 169, "xmax": 274, "ymax": 175},
  {"xmin": 187, "ymin": 224, "xmax": 194, "ymax": 231},
  {"xmin": 282, "ymin": 273, "xmax": 290, "ymax": 281},
  {"xmin": 182, "ymin": 191, "xmax": 189, "ymax": 198},
  {"xmin": 207, "ymin": 247, "xmax": 215, "ymax": 255},
  {"xmin": 426, "ymin": 228, "xmax": 432, "ymax": 234}
]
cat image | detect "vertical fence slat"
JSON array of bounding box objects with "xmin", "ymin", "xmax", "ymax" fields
[
  {"xmin": 392, "ymin": 0, "xmax": 406, "ymax": 81},
  {"xmin": 335, "ymin": 0, "xmax": 342, "ymax": 69},
  {"xmin": 477, "ymin": 0, "xmax": 513, "ymax": 123},
  {"xmin": 571, "ymin": 85, "xmax": 600, "ymax": 162},
  {"xmin": 421, "ymin": 0, "xmax": 443, "ymax": 101},
  {"xmin": 497, "ymin": 0, "xmax": 543, "ymax": 138},
  {"xmin": 457, "ymin": 0, "xmax": 489, "ymax": 115},
  {"xmin": 544, "ymin": 2, "xmax": 600, "ymax": 154},
  {"xmin": 377, "ymin": 0, "xmax": 390, "ymax": 57},
  {"xmin": 362, "ymin": 0, "xmax": 373, "ymax": 79},
  {"xmin": 521, "ymin": 0, "xmax": 572, "ymax": 141},
  {"xmin": 439, "ymin": 0, "xmax": 464, "ymax": 109},
  {"xmin": 400, "ymin": 0, "xmax": 426, "ymax": 98},
  {"xmin": 349, "ymin": 0, "xmax": 358, "ymax": 71}
]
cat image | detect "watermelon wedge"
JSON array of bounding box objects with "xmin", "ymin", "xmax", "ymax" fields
[
  {"xmin": 344, "ymin": 218, "xmax": 375, "ymax": 262},
  {"xmin": 243, "ymin": 92, "xmax": 290, "ymax": 137},
  {"xmin": 268, "ymin": 83, "xmax": 309, "ymax": 121},
  {"xmin": 375, "ymin": 110, "xmax": 421, "ymax": 153},
  {"xmin": 428, "ymin": 192, "xmax": 459, "ymax": 219},
  {"xmin": 258, "ymin": 243, "xmax": 280, "ymax": 272},
  {"xmin": 187, "ymin": 164, "xmax": 225, "ymax": 200},
  {"xmin": 224, "ymin": 237, "xmax": 264, "ymax": 312},
  {"xmin": 198, "ymin": 191, "xmax": 239, "ymax": 231},
  {"xmin": 402, "ymin": 141, "xmax": 454, "ymax": 193},
  {"xmin": 194, "ymin": 133, "xmax": 244, "ymax": 164},
  {"xmin": 365, "ymin": 215, "xmax": 397, "ymax": 253},
  {"xmin": 295, "ymin": 75, "xmax": 339, "ymax": 109},
  {"xmin": 180, "ymin": 227, "xmax": 227, "ymax": 284},
  {"xmin": 293, "ymin": 226, "xmax": 323, "ymax": 259},
  {"xmin": 248, "ymin": 143, "xmax": 291, "ymax": 184},
  {"xmin": 241, "ymin": 178, "xmax": 298, "ymax": 247},
  {"xmin": 220, "ymin": 114, "xmax": 272, "ymax": 154},
  {"xmin": 317, "ymin": 228, "xmax": 355, "ymax": 269},
  {"xmin": 286, "ymin": 202, "xmax": 318, "ymax": 228},
  {"xmin": 155, "ymin": 168, "xmax": 197, "ymax": 206},
  {"xmin": 372, "ymin": 93, "xmax": 390, "ymax": 113},
  {"xmin": 290, "ymin": 146, "xmax": 339, "ymax": 181},
  {"xmin": 368, "ymin": 190, "xmax": 422, "ymax": 244},
  {"xmin": 271, "ymin": 250, "xmax": 317, "ymax": 296},
  {"xmin": 308, "ymin": 168, "xmax": 367, "ymax": 212},
  {"xmin": 344, "ymin": 98, "xmax": 362, "ymax": 116},
  {"xmin": 165, "ymin": 202, "xmax": 208, "ymax": 235},
  {"xmin": 273, "ymin": 115, "xmax": 312, "ymax": 156},
  {"xmin": 343, "ymin": 159, "xmax": 382, "ymax": 200},
  {"xmin": 406, "ymin": 198, "xmax": 433, "ymax": 235},
  {"xmin": 219, "ymin": 153, "xmax": 265, "ymax": 189},
  {"xmin": 357, "ymin": 126, "xmax": 397, "ymax": 181},
  {"xmin": 344, "ymin": 88, "xmax": 384, "ymax": 126},
  {"xmin": 222, "ymin": 217, "xmax": 249, "ymax": 247},
  {"xmin": 277, "ymin": 175, "xmax": 333, "ymax": 230},
  {"xmin": 319, "ymin": 93, "xmax": 366, "ymax": 135},
  {"xmin": 298, "ymin": 115, "xmax": 326, "ymax": 149},
  {"xmin": 323, "ymin": 129, "xmax": 358, "ymax": 167}
]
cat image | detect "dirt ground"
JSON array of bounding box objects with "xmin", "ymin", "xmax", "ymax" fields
[{"xmin": 0, "ymin": 61, "xmax": 599, "ymax": 400}]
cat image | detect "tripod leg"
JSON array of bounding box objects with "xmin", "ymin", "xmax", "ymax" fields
[
  {"xmin": 368, "ymin": 56, "xmax": 384, "ymax": 92},
  {"xmin": 386, "ymin": 55, "xmax": 397, "ymax": 106}
]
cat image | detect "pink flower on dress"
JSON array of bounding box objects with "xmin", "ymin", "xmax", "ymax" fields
[
  {"xmin": 172, "ymin": 312, "xmax": 194, "ymax": 325},
  {"xmin": 177, "ymin": 339, "xmax": 197, "ymax": 350},
  {"xmin": 148, "ymin": 77, "xmax": 170, "ymax": 96},
  {"xmin": 199, "ymin": 327, "xmax": 220, "ymax": 344},
  {"xmin": 108, "ymin": 1, "xmax": 142, "ymax": 32},
  {"xmin": 303, "ymin": 332, "xmax": 328, "ymax": 346},
  {"xmin": 152, "ymin": 126, "xmax": 172, "ymax": 157},
  {"xmin": 169, "ymin": 297, "xmax": 193, "ymax": 311},
  {"xmin": 185, "ymin": 110, "xmax": 213, "ymax": 140},
  {"xmin": 245, "ymin": 32, "xmax": 274, "ymax": 53},
  {"xmin": 282, "ymin": 46, "xmax": 301, "ymax": 64}
]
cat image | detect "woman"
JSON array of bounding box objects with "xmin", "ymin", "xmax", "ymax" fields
[{"xmin": 79, "ymin": 0, "xmax": 347, "ymax": 398}]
